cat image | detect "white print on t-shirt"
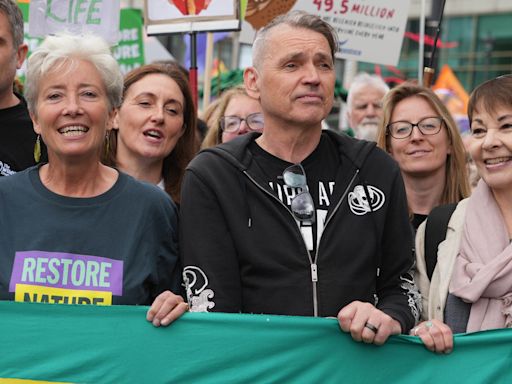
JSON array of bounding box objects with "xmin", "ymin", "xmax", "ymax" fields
[
  {"xmin": 347, "ymin": 185, "xmax": 385, "ymax": 215},
  {"xmin": 0, "ymin": 161, "xmax": 15, "ymax": 176},
  {"xmin": 270, "ymin": 181, "xmax": 335, "ymax": 208},
  {"xmin": 269, "ymin": 182, "xmax": 334, "ymax": 251},
  {"xmin": 183, "ymin": 266, "xmax": 215, "ymax": 312}
]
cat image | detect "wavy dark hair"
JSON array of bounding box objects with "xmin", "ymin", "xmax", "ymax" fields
[
  {"xmin": 103, "ymin": 63, "xmax": 198, "ymax": 203},
  {"xmin": 468, "ymin": 74, "xmax": 512, "ymax": 123}
]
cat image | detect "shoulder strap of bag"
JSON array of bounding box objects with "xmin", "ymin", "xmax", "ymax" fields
[{"xmin": 424, "ymin": 203, "xmax": 458, "ymax": 280}]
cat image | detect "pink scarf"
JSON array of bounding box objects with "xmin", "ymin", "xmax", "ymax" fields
[{"xmin": 449, "ymin": 180, "xmax": 512, "ymax": 332}]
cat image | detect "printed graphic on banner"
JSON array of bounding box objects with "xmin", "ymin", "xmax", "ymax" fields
[
  {"xmin": 239, "ymin": 0, "xmax": 411, "ymax": 66},
  {"xmin": 111, "ymin": 9, "xmax": 146, "ymax": 74},
  {"xmin": 9, "ymin": 251, "xmax": 123, "ymax": 305},
  {"xmin": 28, "ymin": 0, "xmax": 121, "ymax": 44},
  {"xmin": 244, "ymin": 0, "xmax": 298, "ymax": 30},
  {"xmin": 144, "ymin": 0, "xmax": 241, "ymax": 34},
  {"xmin": 146, "ymin": 0, "xmax": 235, "ymax": 19},
  {"xmin": 17, "ymin": 4, "xmax": 145, "ymax": 80},
  {"xmin": 170, "ymin": 0, "xmax": 212, "ymax": 15}
]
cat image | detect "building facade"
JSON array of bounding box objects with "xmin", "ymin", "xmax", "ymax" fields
[{"xmin": 359, "ymin": 0, "xmax": 512, "ymax": 91}]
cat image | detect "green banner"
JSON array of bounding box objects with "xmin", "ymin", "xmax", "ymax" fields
[
  {"xmin": 17, "ymin": 2, "xmax": 144, "ymax": 80},
  {"xmin": 1, "ymin": 301, "xmax": 512, "ymax": 383},
  {"xmin": 112, "ymin": 9, "xmax": 145, "ymax": 74}
]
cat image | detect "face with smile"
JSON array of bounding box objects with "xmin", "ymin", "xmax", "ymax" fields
[
  {"xmin": 245, "ymin": 24, "xmax": 335, "ymax": 130},
  {"xmin": 388, "ymin": 96, "xmax": 451, "ymax": 177},
  {"xmin": 221, "ymin": 94, "xmax": 263, "ymax": 143},
  {"xmin": 468, "ymin": 105, "xmax": 512, "ymax": 192},
  {"xmin": 31, "ymin": 59, "xmax": 114, "ymax": 162},
  {"xmin": 115, "ymin": 73, "xmax": 185, "ymax": 165}
]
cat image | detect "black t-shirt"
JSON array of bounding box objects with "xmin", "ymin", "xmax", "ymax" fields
[
  {"xmin": 249, "ymin": 135, "xmax": 340, "ymax": 255},
  {"xmin": 0, "ymin": 94, "xmax": 47, "ymax": 176},
  {"xmin": 0, "ymin": 168, "xmax": 181, "ymax": 305}
]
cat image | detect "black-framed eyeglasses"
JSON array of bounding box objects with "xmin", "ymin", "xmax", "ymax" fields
[
  {"xmin": 386, "ymin": 116, "xmax": 444, "ymax": 139},
  {"xmin": 282, "ymin": 164, "xmax": 315, "ymax": 223},
  {"xmin": 220, "ymin": 113, "xmax": 264, "ymax": 133}
]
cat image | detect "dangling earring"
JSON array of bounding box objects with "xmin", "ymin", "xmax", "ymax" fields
[
  {"xmin": 34, "ymin": 134, "xmax": 41, "ymax": 163},
  {"xmin": 104, "ymin": 132, "xmax": 110, "ymax": 159}
]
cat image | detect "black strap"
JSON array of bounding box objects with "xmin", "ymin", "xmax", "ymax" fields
[{"xmin": 424, "ymin": 203, "xmax": 457, "ymax": 280}]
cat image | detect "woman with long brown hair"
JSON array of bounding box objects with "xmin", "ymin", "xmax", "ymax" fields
[{"xmin": 104, "ymin": 63, "xmax": 198, "ymax": 204}]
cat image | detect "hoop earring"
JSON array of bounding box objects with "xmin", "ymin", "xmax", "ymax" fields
[{"xmin": 33, "ymin": 134, "xmax": 41, "ymax": 163}]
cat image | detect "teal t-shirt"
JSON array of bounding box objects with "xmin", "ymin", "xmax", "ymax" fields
[{"xmin": 0, "ymin": 166, "xmax": 181, "ymax": 306}]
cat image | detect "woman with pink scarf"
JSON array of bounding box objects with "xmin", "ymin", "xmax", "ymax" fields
[{"xmin": 414, "ymin": 75, "xmax": 512, "ymax": 354}]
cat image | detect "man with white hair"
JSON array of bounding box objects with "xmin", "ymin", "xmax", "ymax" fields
[{"xmin": 346, "ymin": 73, "xmax": 389, "ymax": 141}]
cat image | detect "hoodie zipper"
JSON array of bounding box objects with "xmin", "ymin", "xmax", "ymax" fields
[{"xmin": 243, "ymin": 169, "xmax": 360, "ymax": 317}]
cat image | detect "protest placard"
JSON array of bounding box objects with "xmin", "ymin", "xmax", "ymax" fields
[{"xmin": 28, "ymin": 0, "xmax": 121, "ymax": 44}]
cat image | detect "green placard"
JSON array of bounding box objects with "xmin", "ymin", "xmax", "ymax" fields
[{"xmin": 112, "ymin": 9, "xmax": 145, "ymax": 74}]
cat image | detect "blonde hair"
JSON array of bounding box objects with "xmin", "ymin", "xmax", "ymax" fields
[
  {"xmin": 376, "ymin": 82, "xmax": 470, "ymax": 205},
  {"xmin": 201, "ymin": 85, "xmax": 249, "ymax": 149}
]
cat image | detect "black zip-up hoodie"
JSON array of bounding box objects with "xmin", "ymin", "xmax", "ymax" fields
[{"xmin": 180, "ymin": 130, "xmax": 419, "ymax": 332}]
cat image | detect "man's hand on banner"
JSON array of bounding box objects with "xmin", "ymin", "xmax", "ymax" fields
[{"xmin": 337, "ymin": 301, "xmax": 402, "ymax": 345}]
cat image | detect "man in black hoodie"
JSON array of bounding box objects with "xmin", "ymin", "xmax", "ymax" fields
[{"xmin": 181, "ymin": 11, "xmax": 419, "ymax": 345}]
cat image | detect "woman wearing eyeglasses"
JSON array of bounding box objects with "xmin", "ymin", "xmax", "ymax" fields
[
  {"xmin": 376, "ymin": 83, "xmax": 469, "ymax": 231},
  {"xmin": 201, "ymin": 85, "xmax": 263, "ymax": 149},
  {"xmin": 409, "ymin": 75, "xmax": 512, "ymax": 354}
]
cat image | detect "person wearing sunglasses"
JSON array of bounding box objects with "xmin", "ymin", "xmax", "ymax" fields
[
  {"xmin": 201, "ymin": 85, "xmax": 263, "ymax": 149},
  {"xmin": 376, "ymin": 83, "xmax": 470, "ymax": 231},
  {"xmin": 181, "ymin": 11, "xmax": 419, "ymax": 345}
]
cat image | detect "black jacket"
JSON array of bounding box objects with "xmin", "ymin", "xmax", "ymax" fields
[{"xmin": 180, "ymin": 131, "xmax": 419, "ymax": 332}]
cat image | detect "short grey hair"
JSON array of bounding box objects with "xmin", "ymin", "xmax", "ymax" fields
[
  {"xmin": 0, "ymin": 0, "xmax": 24, "ymax": 49},
  {"xmin": 347, "ymin": 73, "xmax": 389, "ymax": 110},
  {"xmin": 25, "ymin": 33, "xmax": 123, "ymax": 114},
  {"xmin": 252, "ymin": 10, "xmax": 338, "ymax": 69}
]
